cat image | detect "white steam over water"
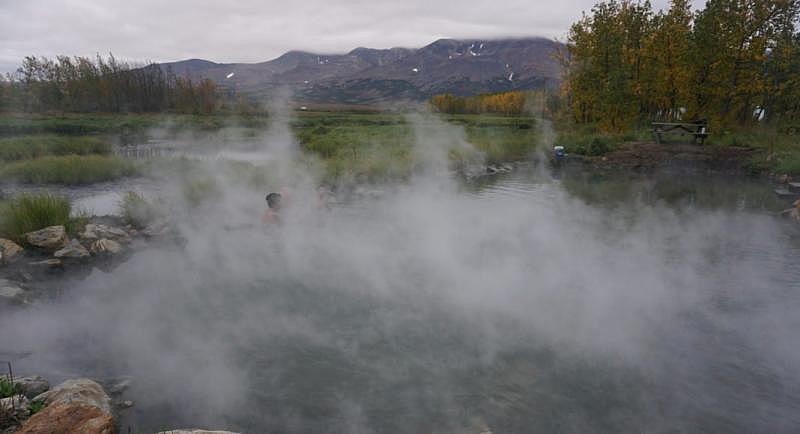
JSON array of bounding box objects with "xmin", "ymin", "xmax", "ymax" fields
[{"xmin": 1, "ymin": 110, "xmax": 799, "ymax": 433}]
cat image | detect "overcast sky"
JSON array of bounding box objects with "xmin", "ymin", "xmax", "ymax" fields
[{"xmin": 0, "ymin": 0, "xmax": 703, "ymax": 74}]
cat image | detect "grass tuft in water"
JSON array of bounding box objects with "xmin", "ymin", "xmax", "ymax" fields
[
  {"xmin": 0, "ymin": 155, "xmax": 137, "ymax": 185},
  {"xmin": 119, "ymin": 191, "xmax": 160, "ymax": 229},
  {"xmin": 0, "ymin": 134, "xmax": 111, "ymax": 161},
  {"xmin": 0, "ymin": 194, "xmax": 86, "ymax": 242}
]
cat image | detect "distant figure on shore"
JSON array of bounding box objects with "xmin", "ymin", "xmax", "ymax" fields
[{"xmin": 263, "ymin": 192, "xmax": 282, "ymax": 224}]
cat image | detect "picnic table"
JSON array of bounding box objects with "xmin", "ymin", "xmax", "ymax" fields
[{"xmin": 652, "ymin": 121, "xmax": 709, "ymax": 144}]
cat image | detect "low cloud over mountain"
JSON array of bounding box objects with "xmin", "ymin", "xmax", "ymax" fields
[{"xmin": 160, "ymin": 37, "xmax": 562, "ymax": 103}]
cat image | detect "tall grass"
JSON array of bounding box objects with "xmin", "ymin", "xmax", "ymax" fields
[
  {"xmin": 119, "ymin": 191, "xmax": 160, "ymax": 229},
  {"xmin": 0, "ymin": 194, "xmax": 85, "ymax": 242},
  {"xmin": 293, "ymin": 114, "xmax": 542, "ymax": 180},
  {"xmin": 775, "ymin": 156, "xmax": 800, "ymax": 175},
  {"xmin": 555, "ymin": 123, "xmax": 652, "ymax": 156},
  {"xmin": 0, "ymin": 134, "xmax": 111, "ymax": 161},
  {"xmin": 1, "ymin": 155, "xmax": 137, "ymax": 185}
]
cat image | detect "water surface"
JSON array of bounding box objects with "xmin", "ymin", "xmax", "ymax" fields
[{"xmin": 2, "ymin": 167, "xmax": 799, "ymax": 434}]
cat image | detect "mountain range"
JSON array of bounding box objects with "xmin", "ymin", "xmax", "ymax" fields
[{"xmin": 159, "ymin": 37, "xmax": 563, "ymax": 104}]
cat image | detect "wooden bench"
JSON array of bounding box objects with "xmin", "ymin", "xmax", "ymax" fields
[{"xmin": 652, "ymin": 122, "xmax": 709, "ymax": 144}]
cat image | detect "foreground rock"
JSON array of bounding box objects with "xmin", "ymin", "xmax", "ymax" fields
[
  {"xmin": 0, "ymin": 278, "xmax": 31, "ymax": 305},
  {"xmin": 0, "ymin": 395, "xmax": 30, "ymax": 420},
  {"xmin": 90, "ymin": 239, "xmax": 122, "ymax": 256},
  {"xmin": 0, "ymin": 238, "xmax": 23, "ymax": 264},
  {"xmin": 142, "ymin": 220, "xmax": 172, "ymax": 238},
  {"xmin": 16, "ymin": 378, "xmax": 113, "ymax": 434},
  {"xmin": 24, "ymin": 226, "xmax": 68, "ymax": 251},
  {"xmin": 80, "ymin": 224, "xmax": 131, "ymax": 244},
  {"xmin": 53, "ymin": 240, "xmax": 90, "ymax": 259}
]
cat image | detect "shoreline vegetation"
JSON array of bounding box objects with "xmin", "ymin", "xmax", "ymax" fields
[
  {"xmin": 0, "ymin": 110, "xmax": 796, "ymax": 180},
  {"xmin": 0, "ymin": 1, "xmax": 796, "ymax": 185}
]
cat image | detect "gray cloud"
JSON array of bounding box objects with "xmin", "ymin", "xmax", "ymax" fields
[{"xmin": 0, "ymin": 0, "xmax": 702, "ymax": 74}]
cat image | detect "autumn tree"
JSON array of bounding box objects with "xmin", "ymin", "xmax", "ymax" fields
[
  {"xmin": 1, "ymin": 54, "xmax": 226, "ymax": 114},
  {"xmin": 563, "ymin": 0, "xmax": 800, "ymax": 130},
  {"xmin": 646, "ymin": 0, "xmax": 692, "ymax": 120},
  {"xmin": 430, "ymin": 91, "xmax": 533, "ymax": 115}
]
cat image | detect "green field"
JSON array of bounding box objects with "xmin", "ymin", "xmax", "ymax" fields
[
  {"xmin": 0, "ymin": 112, "xmax": 544, "ymax": 185},
  {"xmin": 0, "ymin": 112, "xmax": 798, "ymax": 190}
]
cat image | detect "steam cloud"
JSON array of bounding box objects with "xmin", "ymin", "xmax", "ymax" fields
[{"xmin": 1, "ymin": 106, "xmax": 799, "ymax": 433}]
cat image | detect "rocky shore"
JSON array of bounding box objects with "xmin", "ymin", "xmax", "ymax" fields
[
  {"xmin": 0, "ymin": 373, "xmax": 238, "ymax": 433},
  {"xmin": 0, "ymin": 218, "xmax": 177, "ymax": 308},
  {"xmin": 0, "ymin": 220, "xmax": 248, "ymax": 433}
]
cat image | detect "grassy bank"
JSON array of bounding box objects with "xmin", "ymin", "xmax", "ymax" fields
[
  {"xmin": 294, "ymin": 113, "xmax": 541, "ymax": 180},
  {"xmin": 0, "ymin": 194, "xmax": 86, "ymax": 242},
  {"xmin": 554, "ymin": 121, "xmax": 800, "ymax": 175},
  {"xmin": 4, "ymin": 111, "xmax": 794, "ymax": 183},
  {"xmin": 0, "ymin": 120, "xmax": 138, "ymax": 185},
  {"xmin": 706, "ymin": 128, "xmax": 800, "ymax": 175},
  {"xmin": 0, "ymin": 134, "xmax": 111, "ymax": 161},
  {"xmin": 0, "ymin": 112, "xmax": 270, "ymax": 136},
  {"xmin": 1, "ymin": 155, "xmax": 137, "ymax": 185}
]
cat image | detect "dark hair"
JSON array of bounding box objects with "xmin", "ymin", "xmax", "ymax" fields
[{"xmin": 266, "ymin": 192, "xmax": 282, "ymax": 209}]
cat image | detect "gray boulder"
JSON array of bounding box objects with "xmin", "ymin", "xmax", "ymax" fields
[
  {"xmin": 18, "ymin": 379, "xmax": 114, "ymax": 434},
  {"xmin": 105, "ymin": 377, "xmax": 131, "ymax": 395},
  {"xmin": 81, "ymin": 224, "xmax": 131, "ymax": 243},
  {"xmin": 142, "ymin": 220, "xmax": 175, "ymax": 238},
  {"xmin": 0, "ymin": 395, "xmax": 30, "ymax": 418},
  {"xmin": 13, "ymin": 375, "xmax": 50, "ymax": 399},
  {"xmin": 25, "ymin": 226, "xmax": 68, "ymax": 251},
  {"xmin": 32, "ymin": 378, "xmax": 112, "ymax": 414},
  {"xmin": 116, "ymin": 399, "xmax": 134, "ymax": 409},
  {"xmin": 54, "ymin": 240, "xmax": 90, "ymax": 259}
]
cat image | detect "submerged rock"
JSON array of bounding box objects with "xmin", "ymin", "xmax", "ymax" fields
[
  {"xmin": 115, "ymin": 399, "xmax": 134, "ymax": 409},
  {"xmin": 0, "ymin": 238, "xmax": 23, "ymax": 264},
  {"xmin": 17, "ymin": 378, "xmax": 114, "ymax": 434},
  {"xmin": 486, "ymin": 164, "xmax": 513, "ymax": 175},
  {"xmin": 28, "ymin": 259, "xmax": 63, "ymax": 270},
  {"xmin": 142, "ymin": 220, "xmax": 171, "ymax": 238},
  {"xmin": 90, "ymin": 239, "xmax": 122, "ymax": 256},
  {"xmin": 0, "ymin": 279, "xmax": 31, "ymax": 305},
  {"xmin": 25, "ymin": 226, "xmax": 68, "ymax": 251},
  {"xmin": 13, "ymin": 376, "xmax": 50, "ymax": 399},
  {"xmin": 53, "ymin": 240, "xmax": 90, "ymax": 259},
  {"xmin": 81, "ymin": 224, "xmax": 130, "ymax": 244},
  {"xmin": 105, "ymin": 378, "xmax": 131, "ymax": 396}
]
